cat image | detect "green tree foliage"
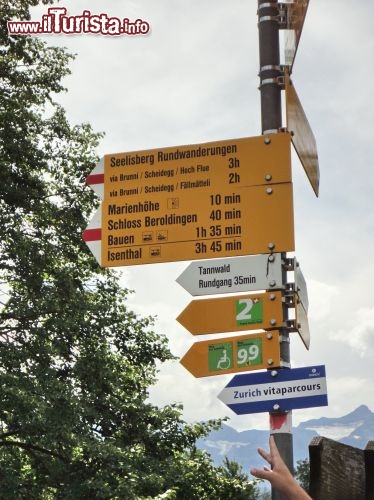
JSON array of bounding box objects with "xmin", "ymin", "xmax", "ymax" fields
[
  {"xmin": 295, "ymin": 458, "xmax": 310, "ymax": 493},
  {"xmin": 0, "ymin": 1, "xmax": 260, "ymax": 498}
]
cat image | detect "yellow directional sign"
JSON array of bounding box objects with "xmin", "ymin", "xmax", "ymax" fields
[
  {"xmin": 100, "ymin": 183, "xmax": 294, "ymax": 266},
  {"xmin": 177, "ymin": 291, "xmax": 283, "ymax": 335},
  {"xmin": 180, "ymin": 331, "xmax": 281, "ymax": 378},
  {"xmin": 285, "ymin": 72, "xmax": 319, "ymax": 196},
  {"xmin": 103, "ymin": 133, "xmax": 291, "ymax": 199}
]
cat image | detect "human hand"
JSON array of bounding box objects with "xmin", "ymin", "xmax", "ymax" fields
[{"xmin": 250, "ymin": 436, "xmax": 311, "ymax": 500}]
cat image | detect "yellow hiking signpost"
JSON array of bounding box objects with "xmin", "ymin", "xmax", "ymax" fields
[
  {"xmin": 86, "ymin": 133, "xmax": 292, "ymax": 199},
  {"xmin": 180, "ymin": 331, "xmax": 282, "ymax": 378},
  {"xmin": 84, "ymin": 134, "xmax": 294, "ymax": 266},
  {"xmin": 100, "ymin": 183, "xmax": 294, "ymax": 266},
  {"xmin": 177, "ymin": 291, "xmax": 284, "ymax": 335},
  {"xmin": 84, "ymin": 181, "xmax": 295, "ymax": 267}
]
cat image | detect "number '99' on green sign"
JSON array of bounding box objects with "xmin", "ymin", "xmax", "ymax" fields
[{"xmin": 236, "ymin": 338, "xmax": 262, "ymax": 367}]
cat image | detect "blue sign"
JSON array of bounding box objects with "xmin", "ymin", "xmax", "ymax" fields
[{"xmin": 218, "ymin": 365, "xmax": 328, "ymax": 415}]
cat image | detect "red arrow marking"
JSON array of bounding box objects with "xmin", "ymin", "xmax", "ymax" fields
[
  {"xmin": 82, "ymin": 228, "xmax": 102, "ymax": 242},
  {"xmin": 86, "ymin": 173, "xmax": 104, "ymax": 186}
]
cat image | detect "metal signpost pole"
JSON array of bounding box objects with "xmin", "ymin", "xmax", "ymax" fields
[
  {"xmin": 257, "ymin": 1, "xmax": 294, "ymax": 498},
  {"xmin": 257, "ymin": 0, "xmax": 282, "ymax": 136}
]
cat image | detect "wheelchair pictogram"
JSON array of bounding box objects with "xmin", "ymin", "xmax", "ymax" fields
[{"xmin": 217, "ymin": 349, "xmax": 231, "ymax": 370}]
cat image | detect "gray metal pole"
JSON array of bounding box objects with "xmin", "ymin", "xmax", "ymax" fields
[
  {"xmin": 257, "ymin": 2, "xmax": 294, "ymax": 499},
  {"xmin": 257, "ymin": 0, "xmax": 282, "ymax": 134}
]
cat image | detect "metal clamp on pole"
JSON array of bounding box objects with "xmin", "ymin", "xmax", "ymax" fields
[
  {"xmin": 283, "ymin": 293, "xmax": 295, "ymax": 308},
  {"xmin": 277, "ymin": 3, "xmax": 290, "ymax": 29},
  {"xmin": 280, "ymin": 360, "xmax": 291, "ymax": 369},
  {"xmin": 259, "ymin": 64, "xmax": 285, "ymax": 93},
  {"xmin": 258, "ymin": 2, "xmax": 289, "ymax": 28},
  {"xmin": 284, "ymin": 319, "xmax": 298, "ymax": 332},
  {"xmin": 259, "ymin": 75, "xmax": 285, "ymax": 89},
  {"xmin": 283, "ymin": 257, "xmax": 296, "ymax": 271}
]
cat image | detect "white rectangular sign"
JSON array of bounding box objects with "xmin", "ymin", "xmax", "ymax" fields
[
  {"xmin": 218, "ymin": 365, "xmax": 328, "ymax": 414},
  {"xmin": 176, "ymin": 253, "xmax": 283, "ymax": 296},
  {"xmin": 295, "ymin": 263, "xmax": 309, "ymax": 312}
]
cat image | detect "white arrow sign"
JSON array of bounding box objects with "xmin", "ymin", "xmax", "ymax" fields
[
  {"xmin": 82, "ymin": 206, "xmax": 102, "ymax": 264},
  {"xmin": 293, "ymin": 261, "xmax": 310, "ymax": 349},
  {"xmin": 176, "ymin": 253, "xmax": 283, "ymax": 296},
  {"xmin": 295, "ymin": 263, "xmax": 309, "ymax": 312},
  {"xmin": 218, "ymin": 365, "xmax": 328, "ymax": 415},
  {"xmin": 86, "ymin": 157, "xmax": 104, "ymax": 199},
  {"xmin": 295, "ymin": 300, "xmax": 310, "ymax": 350}
]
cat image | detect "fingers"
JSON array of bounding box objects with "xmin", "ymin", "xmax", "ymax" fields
[
  {"xmin": 257, "ymin": 447, "xmax": 272, "ymax": 465},
  {"xmin": 269, "ymin": 435, "xmax": 281, "ymax": 460},
  {"xmin": 257, "ymin": 436, "xmax": 280, "ymax": 465},
  {"xmin": 250, "ymin": 466, "xmax": 273, "ymax": 481}
]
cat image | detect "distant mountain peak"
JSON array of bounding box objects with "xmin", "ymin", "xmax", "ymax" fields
[
  {"xmin": 347, "ymin": 404, "xmax": 373, "ymax": 418},
  {"xmin": 199, "ymin": 406, "xmax": 374, "ymax": 471},
  {"xmin": 297, "ymin": 405, "xmax": 374, "ymax": 430}
]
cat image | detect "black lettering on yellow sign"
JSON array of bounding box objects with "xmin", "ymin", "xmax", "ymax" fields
[
  {"xmin": 107, "ymin": 248, "xmax": 142, "ymax": 261},
  {"xmin": 108, "ymin": 235, "xmax": 134, "ymax": 246},
  {"xmin": 144, "ymin": 213, "xmax": 198, "ymax": 227},
  {"xmin": 107, "ymin": 201, "xmax": 160, "ymax": 215},
  {"xmin": 107, "ymin": 219, "xmax": 141, "ymax": 230}
]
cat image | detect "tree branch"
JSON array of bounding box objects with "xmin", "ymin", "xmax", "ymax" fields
[
  {"xmin": 0, "ymin": 430, "xmax": 20, "ymax": 440},
  {"xmin": 0, "ymin": 440, "xmax": 68, "ymax": 463}
]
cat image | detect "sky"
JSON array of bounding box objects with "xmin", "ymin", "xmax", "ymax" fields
[{"xmin": 28, "ymin": 0, "xmax": 374, "ymax": 432}]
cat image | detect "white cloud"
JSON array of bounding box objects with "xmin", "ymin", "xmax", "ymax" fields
[
  {"xmin": 331, "ymin": 307, "xmax": 374, "ymax": 358},
  {"xmin": 307, "ymin": 279, "xmax": 339, "ymax": 321}
]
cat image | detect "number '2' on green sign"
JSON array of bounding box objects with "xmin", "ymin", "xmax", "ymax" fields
[{"xmin": 235, "ymin": 298, "xmax": 263, "ymax": 325}]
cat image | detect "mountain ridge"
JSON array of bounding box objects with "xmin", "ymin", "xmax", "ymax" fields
[{"xmin": 198, "ymin": 405, "xmax": 374, "ymax": 472}]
